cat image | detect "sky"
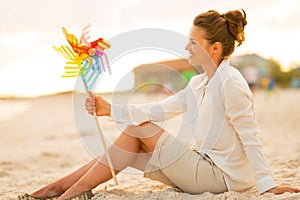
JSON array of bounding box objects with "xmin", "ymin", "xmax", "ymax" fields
[{"xmin": 0, "ymin": 0, "xmax": 300, "ymax": 97}]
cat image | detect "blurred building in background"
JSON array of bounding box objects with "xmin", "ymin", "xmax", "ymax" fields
[
  {"xmin": 230, "ymin": 53, "xmax": 299, "ymax": 89},
  {"xmin": 230, "ymin": 53, "xmax": 273, "ymax": 90},
  {"xmin": 131, "ymin": 53, "xmax": 299, "ymax": 94},
  {"xmin": 133, "ymin": 58, "xmax": 202, "ymax": 94}
]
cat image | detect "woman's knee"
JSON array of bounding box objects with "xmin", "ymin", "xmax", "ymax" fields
[{"xmin": 124, "ymin": 122, "xmax": 165, "ymax": 139}]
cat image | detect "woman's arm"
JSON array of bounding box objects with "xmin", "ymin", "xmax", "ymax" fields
[
  {"xmin": 223, "ymin": 75, "xmax": 299, "ymax": 195},
  {"xmin": 111, "ymin": 87, "xmax": 188, "ymax": 126},
  {"xmin": 85, "ymin": 88, "xmax": 188, "ymax": 126}
]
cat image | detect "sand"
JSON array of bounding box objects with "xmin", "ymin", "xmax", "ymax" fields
[{"xmin": 0, "ymin": 89, "xmax": 299, "ymax": 200}]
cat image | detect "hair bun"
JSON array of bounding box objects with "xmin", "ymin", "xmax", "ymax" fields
[{"xmin": 224, "ymin": 9, "xmax": 247, "ymax": 46}]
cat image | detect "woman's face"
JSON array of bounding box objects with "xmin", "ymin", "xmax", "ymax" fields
[{"xmin": 185, "ymin": 26, "xmax": 213, "ymax": 66}]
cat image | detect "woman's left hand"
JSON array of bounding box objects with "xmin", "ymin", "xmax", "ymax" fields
[{"xmin": 266, "ymin": 186, "xmax": 300, "ymax": 194}]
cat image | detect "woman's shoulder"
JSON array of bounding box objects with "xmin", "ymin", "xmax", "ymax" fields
[
  {"xmin": 218, "ymin": 62, "xmax": 247, "ymax": 84},
  {"xmin": 215, "ymin": 62, "xmax": 251, "ymax": 94}
]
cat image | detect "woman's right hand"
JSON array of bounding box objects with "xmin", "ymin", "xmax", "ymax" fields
[
  {"xmin": 85, "ymin": 91, "xmax": 111, "ymax": 116},
  {"xmin": 266, "ymin": 186, "xmax": 300, "ymax": 195}
]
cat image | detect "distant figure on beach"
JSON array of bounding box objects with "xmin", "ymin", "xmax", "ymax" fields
[
  {"xmin": 242, "ymin": 63, "xmax": 259, "ymax": 92},
  {"xmin": 261, "ymin": 75, "xmax": 275, "ymax": 93},
  {"xmin": 18, "ymin": 9, "xmax": 299, "ymax": 200}
]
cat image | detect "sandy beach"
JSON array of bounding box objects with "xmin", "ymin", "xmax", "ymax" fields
[{"xmin": 1, "ymin": 89, "xmax": 300, "ymax": 200}]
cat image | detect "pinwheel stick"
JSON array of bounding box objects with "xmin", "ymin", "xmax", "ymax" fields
[{"xmin": 82, "ymin": 81, "xmax": 119, "ymax": 186}]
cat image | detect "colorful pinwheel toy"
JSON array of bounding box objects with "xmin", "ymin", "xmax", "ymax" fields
[
  {"xmin": 53, "ymin": 24, "xmax": 111, "ymax": 91},
  {"xmin": 53, "ymin": 25, "xmax": 118, "ymax": 185}
]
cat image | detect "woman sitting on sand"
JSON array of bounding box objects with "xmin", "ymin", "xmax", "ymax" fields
[{"xmin": 19, "ymin": 9, "xmax": 299, "ymax": 200}]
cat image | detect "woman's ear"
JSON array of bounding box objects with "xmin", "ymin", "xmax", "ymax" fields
[{"xmin": 211, "ymin": 42, "xmax": 222, "ymax": 54}]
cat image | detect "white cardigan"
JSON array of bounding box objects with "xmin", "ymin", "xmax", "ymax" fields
[{"xmin": 111, "ymin": 59, "xmax": 276, "ymax": 194}]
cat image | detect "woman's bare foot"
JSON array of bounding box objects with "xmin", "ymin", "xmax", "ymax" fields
[
  {"xmin": 30, "ymin": 184, "xmax": 64, "ymax": 198},
  {"xmin": 56, "ymin": 183, "xmax": 91, "ymax": 200}
]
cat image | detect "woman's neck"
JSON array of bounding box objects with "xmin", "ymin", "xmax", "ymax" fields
[{"xmin": 202, "ymin": 58, "xmax": 223, "ymax": 80}]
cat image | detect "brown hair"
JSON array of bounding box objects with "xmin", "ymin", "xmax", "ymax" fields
[{"xmin": 193, "ymin": 9, "xmax": 247, "ymax": 58}]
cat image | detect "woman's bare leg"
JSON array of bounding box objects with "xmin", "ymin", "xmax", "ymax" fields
[
  {"xmin": 30, "ymin": 159, "xmax": 98, "ymax": 197},
  {"xmin": 57, "ymin": 122, "xmax": 164, "ymax": 199}
]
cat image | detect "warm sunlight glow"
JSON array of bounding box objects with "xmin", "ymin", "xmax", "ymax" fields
[
  {"xmin": 1, "ymin": 0, "xmax": 300, "ymax": 97},
  {"xmin": 1, "ymin": 32, "xmax": 38, "ymax": 47}
]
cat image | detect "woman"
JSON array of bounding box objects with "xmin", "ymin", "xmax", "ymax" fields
[{"xmin": 19, "ymin": 9, "xmax": 299, "ymax": 200}]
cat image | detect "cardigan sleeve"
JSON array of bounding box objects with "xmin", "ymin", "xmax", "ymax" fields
[
  {"xmin": 111, "ymin": 86, "xmax": 188, "ymax": 126},
  {"xmin": 223, "ymin": 75, "xmax": 277, "ymax": 194}
]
